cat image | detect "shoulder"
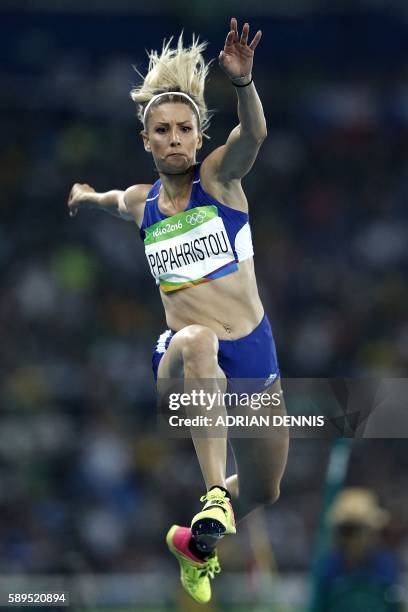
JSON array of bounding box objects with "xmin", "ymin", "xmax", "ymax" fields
[
  {"xmin": 123, "ymin": 184, "xmax": 152, "ymax": 227},
  {"xmin": 199, "ymin": 153, "xmax": 248, "ymax": 213},
  {"xmin": 124, "ymin": 183, "xmax": 151, "ymax": 206}
]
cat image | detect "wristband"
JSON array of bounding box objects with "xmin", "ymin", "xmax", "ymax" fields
[{"xmin": 232, "ymin": 76, "xmax": 253, "ymax": 88}]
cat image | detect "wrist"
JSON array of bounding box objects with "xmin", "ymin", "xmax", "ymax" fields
[
  {"xmin": 78, "ymin": 192, "xmax": 98, "ymax": 209},
  {"xmin": 231, "ymin": 73, "xmax": 253, "ymax": 87}
]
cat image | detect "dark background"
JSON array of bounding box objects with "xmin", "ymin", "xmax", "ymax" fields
[{"xmin": 1, "ymin": 1, "xmax": 407, "ymax": 609}]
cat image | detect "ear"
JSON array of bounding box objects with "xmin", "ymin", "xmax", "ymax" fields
[
  {"xmin": 142, "ymin": 130, "xmax": 151, "ymax": 153},
  {"xmin": 196, "ymin": 131, "xmax": 203, "ymax": 151}
]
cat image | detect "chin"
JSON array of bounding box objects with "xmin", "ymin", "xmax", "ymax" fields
[{"xmin": 161, "ymin": 158, "xmax": 193, "ymax": 175}]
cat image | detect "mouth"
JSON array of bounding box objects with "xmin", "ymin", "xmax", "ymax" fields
[{"xmin": 166, "ymin": 153, "xmax": 185, "ymax": 158}]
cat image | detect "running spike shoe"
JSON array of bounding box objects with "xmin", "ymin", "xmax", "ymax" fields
[
  {"xmin": 166, "ymin": 525, "xmax": 221, "ymax": 604},
  {"xmin": 191, "ymin": 487, "xmax": 236, "ymax": 541}
]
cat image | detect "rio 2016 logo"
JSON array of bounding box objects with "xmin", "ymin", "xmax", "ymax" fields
[
  {"xmin": 186, "ymin": 211, "xmax": 207, "ymax": 225},
  {"xmin": 152, "ymin": 219, "xmax": 182, "ymax": 238}
]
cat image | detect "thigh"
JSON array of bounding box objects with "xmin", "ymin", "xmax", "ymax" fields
[
  {"xmin": 228, "ymin": 378, "xmax": 289, "ymax": 499},
  {"xmin": 157, "ymin": 331, "xmax": 185, "ymax": 380},
  {"xmin": 157, "ymin": 326, "xmax": 226, "ymax": 387}
]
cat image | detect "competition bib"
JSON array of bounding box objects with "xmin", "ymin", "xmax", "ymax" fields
[{"xmin": 144, "ymin": 205, "xmax": 238, "ymax": 292}]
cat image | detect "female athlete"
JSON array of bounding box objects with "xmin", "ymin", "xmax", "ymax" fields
[{"xmin": 68, "ymin": 18, "xmax": 289, "ymax": 604}]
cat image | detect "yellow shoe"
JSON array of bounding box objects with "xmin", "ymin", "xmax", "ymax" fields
[
  {"xmin": 166, "ymin": 524, "xmax": 221, "ymax": 604},
  {"xmin": 191, "ymin": 487, "xmax": 236, "ymax": 540}
]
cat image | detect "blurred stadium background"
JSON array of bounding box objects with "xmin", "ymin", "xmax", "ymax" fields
[{"xmin": 1, "ymin": 0, "xmax": 408, "ymax": 610}]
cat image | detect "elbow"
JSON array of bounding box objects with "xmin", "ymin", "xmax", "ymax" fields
[
  {"xmin": 258, "ymin": 121, "xmax": 268, "ymax": 142},
  {"xmin": 257, "ymin": 128, "xmax": 267, "ymax": 144},
  {"xmin": 250, "ymin": 123, "xmax": 267, "ymax": 145},
  {"xmin": 239, "ymin": 121, "xmax": 267, "ymax": 144},
  {"xmin": 250, "ymin": 131, "xmax": 267, "ymax": 148}
]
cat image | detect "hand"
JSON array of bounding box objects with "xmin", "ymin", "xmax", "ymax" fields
[
  {"xmin": 219, "ymin": 17, "xmax": 262, "ymax": 83},
  {"xmin": 67, "ymin": 183, "xmax": 95, "ymax": 217}
]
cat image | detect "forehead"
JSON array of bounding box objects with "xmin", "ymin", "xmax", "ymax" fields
[{"xmin": 148, "ymin": 102, "xmax": 197, "ymax": 124}]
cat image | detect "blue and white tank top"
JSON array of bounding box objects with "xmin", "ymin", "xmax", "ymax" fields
[{"xmin": 139, "ymin": 164, "xmax": 254, "ymax": 292}]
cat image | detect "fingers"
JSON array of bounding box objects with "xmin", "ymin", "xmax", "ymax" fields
[
  {"xmin": 68, "ymin": 183, "xmax": 79, "ymax": 217},
  {"xmin": 230, "ymin": 17, "xmax": 239, "ymax": 42},
  {"xmin": 68, "ymin": 195, "xmax": 78, "ymax": 217},
  {"xmin": 240, "ymin": 22, "xmax": 249, "ymax": 46},
  {"xmin": 228, "ymin": 18, "xmax": 262, "ymax": 49},
  {"xmin": 68, "ymin": 199, "xmax": 78, "ymax": 217},
  {"xmin": 224, "ymin": 30, "xmax": 235, "ymax": 47},
  {"xmin": 249, "ymin": 30, "xmax": 262, "ymax": 50}
]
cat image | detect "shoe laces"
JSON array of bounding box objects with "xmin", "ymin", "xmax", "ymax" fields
[
  {"xmin": 184, "ymin": 556, "xmax": 221, "ymax": 586},
  {"xmin": 199, "ymin": 555, "xmax": 221, "ymax": 580},
  {"xmin": 200, "ymin": 488, "xmax": 228, "ymax": 504}
]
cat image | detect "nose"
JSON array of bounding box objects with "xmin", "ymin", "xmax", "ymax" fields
[{"xmin": 170, "ymin": 126, "xmax": 181, "ymax": 147}]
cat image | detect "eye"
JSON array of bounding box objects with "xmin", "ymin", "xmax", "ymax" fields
[
  {"xmin": 155, "ymin": 126, "xmax": 167, "ymax": 133},
  {"xmin": 181, "ymin": 126, "xmax": 192, "ymax": 132}
]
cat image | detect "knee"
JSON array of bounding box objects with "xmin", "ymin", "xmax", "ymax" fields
[
  {"xmin": 267, "ymin": 484, "xmax": 281, "ymax": 506},
  {"xmin": 245, "ymin": 482, "xmax": 281, "ymax": 508},
  {"xmin": 180, "ymin": 325, "xmax": 219, "ymax": 365}
]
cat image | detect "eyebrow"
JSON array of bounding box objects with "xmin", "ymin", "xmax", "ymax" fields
[{"xmin": 154, "ymin": 121, "xmax": 193, "ymax": 126}]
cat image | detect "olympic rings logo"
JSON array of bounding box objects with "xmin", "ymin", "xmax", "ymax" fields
[{"xmin": 186, "ymin": 211, "xmax": 207, "ymax": 225}]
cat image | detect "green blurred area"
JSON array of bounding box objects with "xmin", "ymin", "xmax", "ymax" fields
[{"xmin": 86, "ymin": 606, "xmax": 408, "ymax": 612}]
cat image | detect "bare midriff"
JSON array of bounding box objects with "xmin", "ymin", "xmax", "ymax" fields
[{"xmin": 160, "ymin": 258, "xmax": 264, "ymax": 340}]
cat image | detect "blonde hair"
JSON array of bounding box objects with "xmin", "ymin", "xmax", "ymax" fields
[{"xmin": 130, "ymin": 33, "xmax": 212, "ymax": 136}]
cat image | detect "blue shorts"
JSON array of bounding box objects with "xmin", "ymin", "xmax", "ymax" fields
[{"xmin": 152, "ymin": 314, "xmax": 280, "ymax": 391}]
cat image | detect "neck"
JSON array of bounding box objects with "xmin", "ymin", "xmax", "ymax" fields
[{"xmin": 158, "ymin": 165, "xmax": 196, "ymax": 210}]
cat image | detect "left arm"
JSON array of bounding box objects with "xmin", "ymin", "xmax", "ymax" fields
[{"xmin": 203, "ymin": 18, "xmax": 267, "ymax": 182}]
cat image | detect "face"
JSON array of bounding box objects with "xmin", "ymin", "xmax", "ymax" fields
[{"xmin": 142, "ymin": 102, "xmax": 203, "ymax": 174}]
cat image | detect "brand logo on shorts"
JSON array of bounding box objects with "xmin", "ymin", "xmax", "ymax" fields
[{"xmin": 264, "ymin": 373, "xmax": 277, "ymax": 387}]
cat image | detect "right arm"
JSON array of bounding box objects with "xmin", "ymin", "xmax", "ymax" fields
[{"xmin": 67, "ymin": 183, "xmax": 150, "ymax": 227}]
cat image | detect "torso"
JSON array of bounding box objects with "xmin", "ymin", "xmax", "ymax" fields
[
  {"xmin": 161, "ymin": 257, "xmax": 263, "ymax": 339},
  {"xmin": 125, "ymin": 161, "xmax": 264, "ymax": 340}
]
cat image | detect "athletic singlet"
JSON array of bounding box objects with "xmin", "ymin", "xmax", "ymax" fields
[{"xmin": 139, "ymin": 164, "xmax": 254, "ymax": 292}]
